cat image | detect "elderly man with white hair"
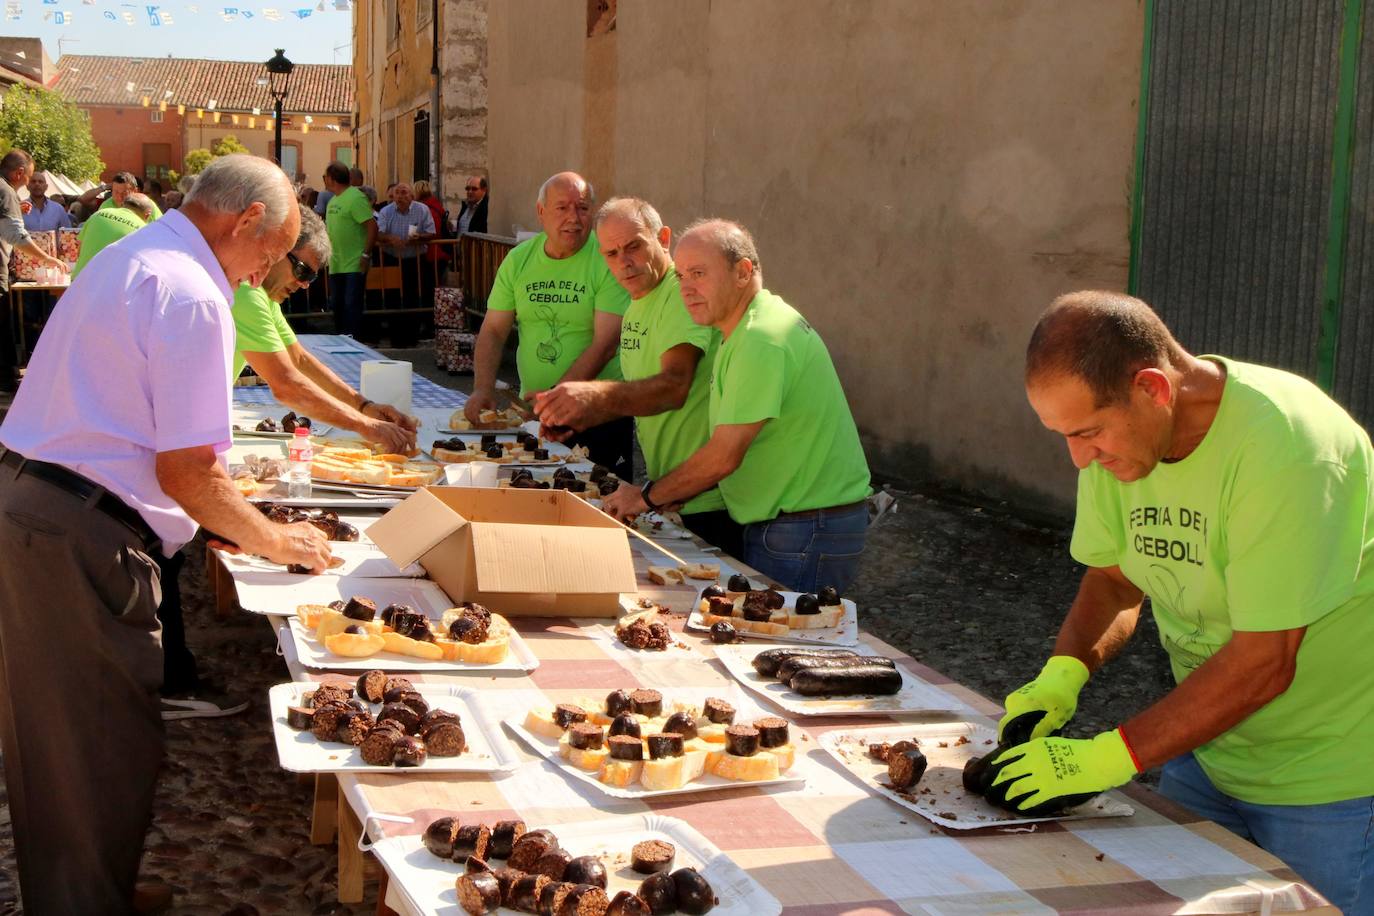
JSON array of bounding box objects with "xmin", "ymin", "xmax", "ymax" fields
[{"xmin": 0, "ymin": 153, "xmax": 331, "ymax": 914}]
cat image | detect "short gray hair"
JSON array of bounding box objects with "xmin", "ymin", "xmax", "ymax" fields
[
  {"xmin": 536, "ymin": 172, "xmax": 594, "ymax": 208},
  {"xmin": 595, "ymin": 197, "xmax": 663, "ymax": 235},
  {"xmin": 122, "ymin": 192, "xmax": 156, "ymax": 221},
  {"xmin": 183, "ymin": 154, "xmax": 294, "ymax": 233},
  {"xmin": 682, "ymin": 218, "xmax": 761, "ymax": 273},
  {"xmin": 293, "ymin": 204, "xmax": 332, "ymax": 264}
]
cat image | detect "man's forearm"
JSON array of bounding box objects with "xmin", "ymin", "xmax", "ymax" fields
[
  {"xmin": 267, "ymin": 369, "xmax": 373, "ymax": 434},
  {"xmin": 157, "ymin": 454, "xmax": 279, "ymax": 554},
  {"xmin": 473, "ymin": 326, "xmax": 507, "ymax": 393},
  {"xmin": 1053, "ymin": 568, "xmax": 1145, "ymax": 673},
  {"xmin": 1121, "ymin": 632, "xmax": 1301, "ymax": 769},
  {"xmin": 649, "ymin": 440, "xmax": 741, "ymax": 505}
]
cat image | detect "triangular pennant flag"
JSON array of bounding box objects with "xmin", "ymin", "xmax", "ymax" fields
[{"xmin": 262, "ymin": 7, "xmax": 281, "ymax": 20}]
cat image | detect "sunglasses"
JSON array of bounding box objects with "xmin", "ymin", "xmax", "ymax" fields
[{"xmin": 286, "ymin": 251, "xmax": 318, "ymax": 284}]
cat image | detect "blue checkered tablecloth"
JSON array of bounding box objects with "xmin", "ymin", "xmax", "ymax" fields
[{"xmin": 232, "ymin": 335, "xmax": 467, "ymax": 408}]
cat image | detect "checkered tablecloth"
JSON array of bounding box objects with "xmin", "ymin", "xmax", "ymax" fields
[
  {"xmin": 256, "ymin": 532, "xmax": 1330, "ymax": 915},
  {"xmin": 232, "ymin": 335, "xmax": 467, "ymax": 409}
]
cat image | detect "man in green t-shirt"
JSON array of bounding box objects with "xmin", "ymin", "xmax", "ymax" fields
[
  {"xmin": 986, "ymin": 291, "xmax": 1374, "ymax": 911},
  {"xmin": 602, "ymin": 219, "xmax": 871, "ymax": 593},
  {"xmin": 78, "ymin": 171, "xmax": 164, "ymax": 222},
  {"xmin": 71, "ymin": 193, "xmax": 156, "ymax": 277},
  {"xmin": 232, "ymin": 205, "xmax": 417, "ymax": 454},
  {"xmin": 465, "ymin": 171, "xmax": 632, "ymax": 476},
  {"xmin": 322, "ymin": 160, "xmax": 377, "ymax": 339},
  {"xmin": 531, "ymin": 198, "xmax": 739, "ymax": 555}
]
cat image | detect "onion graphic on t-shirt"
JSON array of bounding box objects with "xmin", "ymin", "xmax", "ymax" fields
[{"xmin": 534, "ymin": 304, "xmax": 565, "ymax": 364}]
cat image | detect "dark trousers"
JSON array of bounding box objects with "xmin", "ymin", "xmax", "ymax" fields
[
  {"xmin": 157, "ymin": 547, "xmax": 199, "ymax": 692},
  {"xmin": 330, "ymin": 270, "xmax": 366, "ymax": 338},
  {"xmin": 681, "ymin": 509, "xmax": 745, "ymax": 559},
  {"xmin": 0, "ymin": 280, "xmax": 15, "ymax": 386},
  {"xmin": 377, "ymin": 252, "xmax": 424, "ymax": 348},
  {"xmin": 0, "ymin": 470, "xmax": 164, "ymax": 914},
  {"xmin": 567, "ymin": 416, "xmax": 635, "ymax": 480}
]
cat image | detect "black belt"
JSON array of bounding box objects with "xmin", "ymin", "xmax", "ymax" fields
[
  {"xmin": 773, "ymin": 499, "xmax": 867, "ymax": 522},
  {"xmin": 1, "ymin": 448, "xmax": 162, "ymax": 551}
]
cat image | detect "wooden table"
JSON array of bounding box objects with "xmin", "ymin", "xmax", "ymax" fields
[
  {"xmin": 212, "ymin": 520, "xmax": 1335, "ymax": 915},
  {"xmin": 6, "ymin": 280, "xmax": 67, "ymax": 363}
]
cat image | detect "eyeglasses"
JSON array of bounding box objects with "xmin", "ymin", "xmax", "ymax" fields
[{"xmin": 286, "ymin": 251, "xmax": 318, "ymax": 284}]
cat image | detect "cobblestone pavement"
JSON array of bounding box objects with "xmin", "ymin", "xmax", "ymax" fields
[{"xmin": 0, "ymin": 347, "xmax": 1179, "ymax": 913}]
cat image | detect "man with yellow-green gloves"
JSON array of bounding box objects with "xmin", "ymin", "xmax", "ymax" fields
[
  {"xmin": 466, "ymin": 171, "xmax": 632, "ymax": 476},
  {"xmin": 601, "ymin": 219, "xmax": 871, "ymax": 593},
  {"xmin": 71, "ymin": 193, "xmax": 156, "ymax": 276},
  {"xmin": 532, "ymin": 197, "xmax": 739, "ymax": 555},
  {"xmin": 988, "ymin": 290, "xmax": 1374, "ymax": 912}
]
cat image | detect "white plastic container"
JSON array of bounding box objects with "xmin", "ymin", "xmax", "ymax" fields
[{"xmin": 286, "ymin": 427, "xmax": 313, "ymax": 499}]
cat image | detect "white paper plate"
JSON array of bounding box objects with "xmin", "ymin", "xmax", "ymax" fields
[
  {"xmin": 268, "ymin": 682, "xmax": 520, "ymax": 774},
  {"xmin": 216, "ymin": 542, "xmax": 424, "ymax": 578},
  {"xmin": 285, "ymin": 617, "xmax": 539, "ymax": 673},
  {"xmin": 370, "ymin": 813, "xmax": 780, "ymax": 916},
  {"xmin": 686, "ymin": 587, "xmax": 859, "ymax": 647},
  {"xmin": 714, "ymin": 643, "xmax": 967, "ymax": 717},
  {"xmin": 232, "ymin": 424, "xmax": 336, "ymax": 440},
  {"xmin": 234, "ymin": 575, "xmax": 452, "ymax": 617},
  {"xmin": 631, "ymin": 510, "xmax": 694, "ymax": 540},
  {"xmin": 504, "ymin": 685, "xmax": 807, "ymax": 799},
  {"xmin": 818, "ymin": 721, "xmax": 1134, "ymax": 830},
  {"xmin": 248, "ymin": 489, "xmax": 402, "ymax": 509}
]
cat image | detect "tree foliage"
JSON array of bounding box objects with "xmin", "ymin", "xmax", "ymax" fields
[
  {"xmin": 0, "ymin": 85, "xmax": 104, "ymax": 180},
  {"xmin": 185, "ymin": 134, "xmax": 251, "ymax": 175},
  {"xmin": 210, "ymin": 135, "xmax": 249, "ymax": 157}
]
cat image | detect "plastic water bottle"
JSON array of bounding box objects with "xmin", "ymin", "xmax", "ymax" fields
[{"xmin": 287, "ymin": 427, "xmax": 313, "ymax": 499}]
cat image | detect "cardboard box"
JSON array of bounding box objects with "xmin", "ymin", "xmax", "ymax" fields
[{"xmin": 368, "ymin": 486, "xmax": 637, "ymax": 617}]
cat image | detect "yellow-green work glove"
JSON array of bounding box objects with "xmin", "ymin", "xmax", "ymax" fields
[
  {"xmin": 986, "ymin": 729, "xmax": 1139, "ymax": 817},
  {"xmin": 998, "ymin": 655, "xmax": 1090, "ymax": 743}
]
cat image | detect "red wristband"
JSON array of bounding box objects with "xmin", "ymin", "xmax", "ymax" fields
[{"xmin": 1117, "ymin": 727, "xmax": 1143, "ymax": 773}]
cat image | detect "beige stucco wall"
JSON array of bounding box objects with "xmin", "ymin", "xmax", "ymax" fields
[
  {"xmin": 486, "ymin": 0, "xmax": 1144, "ymax": 509},
  {"xmin": 185, "ymin": 122, "xmax": 345, "ymax": 186}
]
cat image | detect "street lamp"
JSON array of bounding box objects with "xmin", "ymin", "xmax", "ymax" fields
[{"xmin": 265, "ymin": 48, "xmax": 294, "ymax": 166}]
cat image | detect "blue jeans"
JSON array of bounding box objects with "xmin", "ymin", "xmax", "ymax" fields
[
  {"xmin": 741, "ymin": 502, "xmax": 867, "ymax": 594},
  {"xmin": 1159, "ymin": 752, "xmax": 1374, "ymax": 914},
  {"xmin": 329, "ymin": 270, "xmax": 366, "ymax": 337}
]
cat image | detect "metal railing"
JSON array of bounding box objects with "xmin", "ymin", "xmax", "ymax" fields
[{"xmin": 281, "ymin": 233, "xmax": 518, "ymax": 336}]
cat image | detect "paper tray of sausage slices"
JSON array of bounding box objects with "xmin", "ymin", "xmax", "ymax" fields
[
  {"xmin": 278, "ymin": 590, "xmax": 539, "ymax": 673},
  {"xmin": 269, "ymin": 681, "xmax": 520, "ymax": 774},
  {"xmin": 369, "ymin": 812, "xmax": 781, "ymax": 916},
  {"xmin": 685, "ymin": 577, "xmax": 859, "ymax": 647},
  {"xmin": 713, "ymin": 643, "xmax": 967, "ymax": 717},
  {"xmin": 504, "ymin": 685, "xmax": 808, "ymax": 800},
  {"xmin": 819, "ymin": 721, "xmax": 1134, "ymax": 830}
]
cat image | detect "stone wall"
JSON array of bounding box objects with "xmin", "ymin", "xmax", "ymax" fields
[{"xmin": 439, "ymin": 0, "xmax": 490, "ymax": 218}]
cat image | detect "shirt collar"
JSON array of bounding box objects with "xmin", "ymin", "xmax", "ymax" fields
[{"xmin": 160, "ymin": 209, "xmax": 235, "ymax": 303}]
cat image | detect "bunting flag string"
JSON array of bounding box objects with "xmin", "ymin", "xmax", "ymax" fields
[{"xmin": 4, "ymin": 0, "xmax": 347, "ymax": 26}]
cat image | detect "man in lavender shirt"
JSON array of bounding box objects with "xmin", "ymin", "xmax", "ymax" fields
[{"xmin": 0, "ymin": 153, "xmax": 331, "ymax": 914}]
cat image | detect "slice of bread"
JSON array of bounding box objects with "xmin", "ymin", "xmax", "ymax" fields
[{"xmin": 647, "ymin": 565, "xmax": 685, "ymax": 585}]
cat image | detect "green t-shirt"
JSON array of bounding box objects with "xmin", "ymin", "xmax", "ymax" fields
[
  {"xmin": 231, "ymin": 283, "xmax": 298, "ymax": 379},
  {"xmin": 325, "ymin": 186, "xmax": 375, "ymax": 274},
  {"xmin": 618, "ymin": 270, "xmax": 724, "ymax": 515},
  {"xmin": 1071, "ymin": 357, "xmax": 1374, "ymax": 805},
  {"xmin": 72, "ymin": 208, "xmax": 147, "ymax": 277},
  {"xmin": 487, "ymin": 232, "xmax": 630, "ymax": 396},
  {"xmin": 709, "ymin": 289, "xmax": 871, "ymax": 524},
  {"xmin": 99, "ymin": 195, "xmax": 163, "ymax": 221}
]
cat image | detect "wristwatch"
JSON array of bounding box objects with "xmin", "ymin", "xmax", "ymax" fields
[{"xmin": 641, "ymin": 480, "xmax": 662, "ymax": 512}]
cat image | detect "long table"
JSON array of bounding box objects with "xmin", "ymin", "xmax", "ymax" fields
[{"xmin": 227, "ymin": 345, "xmax": 1333, "ymax": 915}]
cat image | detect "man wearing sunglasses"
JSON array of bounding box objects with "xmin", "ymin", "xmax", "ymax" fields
[{"xmin": 231, "ymin": 205, "xmax": 419, "ymax": 454}]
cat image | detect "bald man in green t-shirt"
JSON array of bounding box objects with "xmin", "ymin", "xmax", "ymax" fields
[
  {"xmin": 984, "ymin": 292, "xmax": 1374, "ymax": 912},
  {"xmin": 232, "ymin": 205, "xmax": 416, "ymax": 454},
  {"xmin": 600, "ymin": 219, "xmax": 871, "ymax": 593},
  {"xmin": 533, "ymin": 197, "xmax": 739, "ymax": 555}
]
